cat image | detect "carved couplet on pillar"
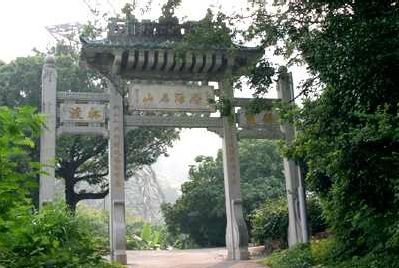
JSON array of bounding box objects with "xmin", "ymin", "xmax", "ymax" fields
[
  {"xmin": 108, "ymin": 81, "xmax": 127, "ymax": 264},
  {"xmin": 277, "ymin": 66, "xmax": 309, "ymax": 246},
  {"xmin": 40, "ymin": 55, "xmax": 57, "ymax": 207},
  {"xmin": 220, "ymin": 80, "xmax": 249, "ymax": 260}
]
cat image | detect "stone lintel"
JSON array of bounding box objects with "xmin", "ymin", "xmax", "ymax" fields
[
  {"xmin": 238, "ymin": 127, "xmax": 284, "ymax": 140},
  {"xmin": 57, "ymin": 91, "xmax": 110, "ymax": 102},
  {"xmin": 124, "ymin": 115, "xmax": 222, "ymax": 128},
  {"xmin": 57, "ymin": 126, "xmax": 109, "ymax": 137}
]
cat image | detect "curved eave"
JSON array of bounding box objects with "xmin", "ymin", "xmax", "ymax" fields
[{"xmin": 80, "ymin": 40, "xmax": 262, "ymax": 81}]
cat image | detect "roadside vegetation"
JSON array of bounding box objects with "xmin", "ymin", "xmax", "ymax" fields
[{"xmin": 0, "ymin": 107, "xmax": 123, "ymax": 267}]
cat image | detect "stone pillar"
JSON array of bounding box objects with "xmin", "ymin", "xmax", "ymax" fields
[
  {"xmin": 39, "ymin": 55, "xmax": 57, "ymax": 208},
  {"xmin": 277, "ymin": 66, "xmax": 309, "ymax": 246},
  {"xmin": 220, "ymin": 80, "xmax": 249, "ymax": 260},
  {"xmin": 108, "ymin": 80, "xmax": 127, "ymax": 264}
]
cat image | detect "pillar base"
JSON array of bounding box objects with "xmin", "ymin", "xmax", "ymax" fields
[
  {"xmin": 226, "ymin": 249, "xmax": 249, "ymax": 261},
  {"xmin": 113, "ymin": 253, "xmax": 127, "ymax": 265}
]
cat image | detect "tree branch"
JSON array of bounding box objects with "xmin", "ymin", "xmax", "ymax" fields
[
  {"xmin": 74, "ymin": 172, "xmax": 109, "ymax": 183},
  {"xmin": 76, "ymin": 189, "xmax": 109, "ymax": 202}
]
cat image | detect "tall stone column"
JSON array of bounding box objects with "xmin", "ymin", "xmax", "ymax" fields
[
  {"xmin": 40, "ymin": 55, "xmax": 57, "ymax": 208},
  {"xmin": 220, "ymin": 80, "xmax": 249, "ymax": 260},
  {"xmin": 108, "ymin": 81, "xmax": 127, "ymax": 264},
  {"xmin": 277, "ymin": 66, "xmax": 309, "ymax": 246}
]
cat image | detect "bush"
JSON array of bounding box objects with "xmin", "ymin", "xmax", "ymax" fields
[
  {"xmin": 76, "ymin": 204, "xmax": 109, "ymax": 250},
  {"xmin": 260, "ymin": 243, "xmax": 314, "ymax": 268},
  {"xmin": 251, "ymin": 198, "xmax": 288, "ymax": 247},
  {"xmin": 0, "ymin": 107, "xmax": 120, "ymax": 267},
  {"xmin": 127, "ymin": 222, "xmax": 164, "ymax": 250},
  {"xmin": 251, "ymin": 197, "xmax": 327, "ymax": 247},
  {"xmin": 259, "ymin": 238, "xmax": 399, "ymax": 268},
  {"xmin": 328, "ymin": 253, "xmax": 399, "ymax": 268},
  {"xmin": 0, "ymin": 202, "xmax": 122, "ymax": 268},
  {"xmin": 77, "ymin": 204, "xmax": 170, "ymax": 251}
]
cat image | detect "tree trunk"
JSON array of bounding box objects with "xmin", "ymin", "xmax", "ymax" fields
[{"xmin": 64, "ymin": 173, "xmax": 78, "ymax": 212}]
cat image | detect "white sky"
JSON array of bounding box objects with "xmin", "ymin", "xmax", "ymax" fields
[
  {"xmin": 0, "ymin": 0, "xmax": 251, "ymax": 62},
  {"xmin": 0, "ymin": 0, "xmax": 306, "ymax": 188}
]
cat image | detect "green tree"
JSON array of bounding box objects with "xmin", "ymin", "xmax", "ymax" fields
[
  {"xmin": 162, "ymin": 139, "xmax": 285, "ymax": 247},
  {"xmin": 244, "ymin": 0, "xmax": 399, "ymax": 260},
  {"xmin": 0, "ymin": 106, "xmax": 43, "ymax": 219},
  {"xmin": 0, "ymin": 53, "xmax": 179, "ymax": 211}
]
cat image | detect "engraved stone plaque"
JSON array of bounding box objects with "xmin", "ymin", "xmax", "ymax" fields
[
  {"xmin": 128, "ymin": 83, "xmax": 215, "ymax": 112},
  {"xmin": 60, "ymin": 103, "xmax": 106, "ymax": 123},
  {"xmin": 238, "ymin": 108, "xmax": 279, "ymax": 128}
]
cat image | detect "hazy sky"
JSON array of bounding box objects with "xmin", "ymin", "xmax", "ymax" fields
[
  {"xmin": 0, "ymin": 0, "xmax": 250, "ymax": 62},
  {"xmin": 0, "ymin": 0, "xmax": 304, "ymax": 187}
]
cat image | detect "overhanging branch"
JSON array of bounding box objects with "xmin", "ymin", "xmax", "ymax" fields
[{"xmin": 76, "ymin": 189, "xmax": 109, "ymax": 201}]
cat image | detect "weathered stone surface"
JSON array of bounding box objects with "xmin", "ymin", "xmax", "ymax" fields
[
  {"xmin": 128, "ymin": 82, "xmax": 215, "ymax": 112},
  {"xmin": 60, "ymin": 103, "xmax": 106, "ymax": 123},
  {"xmin": 125, "ymin": 115, "xmax": 222, "ymax": 128},
  {"xmin": 277, "ymin": 67, "xmax": 308, "ymax": 247},
  {"xmin": 40, "ymin": 55, "xmax": 57, "ymax": 207},
  {"xmin": 57, "ymin": 91, "xmax": 110, "ymax": 102},
  {"xmin": 220, "ymin": 80, "xmax": 249, "ymax": 261},
  {"xmin": 108, "ymin": 81, "xmax": 127, "ymax": 264}
]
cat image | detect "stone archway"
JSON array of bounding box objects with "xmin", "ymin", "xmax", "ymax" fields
[{"xmin": 39, "ymin": 17, "xmax": 308, "ymax": 265}]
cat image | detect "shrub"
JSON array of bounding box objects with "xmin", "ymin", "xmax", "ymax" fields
[
  {"xmin": 259, "ymin": 238, "xmax": 399, "ymax": 268},
  {"xmin": 251, "ymin": 198, "xmax": 288, "ymax": 247},
  {"xmin": 126, "ymin": 222, "xmax": 165, "ymax": 250},
  {"xmin": 0, "ymin": 107, "xmax": 120, "ymax": 267},
  {"xmin": 0, "ymin": 202, "xmax": 122, "ymax": 268},
  {"xmin": 77, "ymin": 204, "xmax": 170, "ymax": 251},
  {"xmin": 251, "ymin": 197, "xmax": 327, "ymax": 247},
  {"xmin": 260, "ymin": 243, "xmax": 314, "ymax": 268},
  {"xmin": 327, "ymin": 253, "xmax": 399, "ymax": 268}
]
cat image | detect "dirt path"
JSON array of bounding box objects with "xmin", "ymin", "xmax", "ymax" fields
[{"xmin": 127, "ymin": 248, "xmax": 266, "ymax": 268}]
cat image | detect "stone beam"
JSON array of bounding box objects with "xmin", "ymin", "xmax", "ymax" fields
[
  {"xmin": 57, "ymin": 126, "xmax": 108, "ymax": 137},
  {"xmin": 57, "ymin": 92, "xmax": 110, "ymax": 102},
  {"xmin": 125, "ymin": 115, "xmax": 222, "ymax": 129},
  {"xmin": 238, "ymin": 127, "xmax": 284, "ymax": 140}
]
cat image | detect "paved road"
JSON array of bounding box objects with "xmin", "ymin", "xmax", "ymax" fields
[{"xmin": 127, "ymin": 248, "xmax": 266, "ymax": 268}]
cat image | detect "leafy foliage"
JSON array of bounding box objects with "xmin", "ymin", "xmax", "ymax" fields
[
  {"xmin": 250, "ymin": 198, "xmax": 289, "ymax": 247},
  {"xmin": 251, "ymin": 197, "xmax": 327, "ymax": 247},
  {"xmin": 162, "ymin": 140, "xmax": 285, "ymax": 247},
  {"xmin": 243, "ymin": 0, "xmax": 399, "ymax": 263},
  {"xmin": 0, "ymin": 106, "xmax": 43, "ymax": 219},
  {"xmin": 181, "ymin": 9, "xmax": 233, "ymax": 49},
  {"xmin": 260, "ymin": 237, "xmax": 399, "ymax": 268},
  {"xmin": 0, "ymin": 107, "xmax": 120, "ymax": 267},
  {"xmin": 0, "ymin": 202, "xmax": 122, "ymax": 268},
  {"xmin": 261, "ymin": 243, "xmax": 314, "ymax": 268},
  {"xmin": 76, "ymin": 204, "xmax": 172, "ymax": 251}
]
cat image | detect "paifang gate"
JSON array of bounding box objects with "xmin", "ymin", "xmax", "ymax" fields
[{"xmin": 39, "ymin": 17, "xmax": 308, "ymax": 265}]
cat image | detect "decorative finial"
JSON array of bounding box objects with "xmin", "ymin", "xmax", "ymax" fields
[
  {"xmin": 45, "ymin": 55, "xmax": 56, "ymax": 65},
  {"xmin": 278, "ymin": 66, "xmax": 288, "ymax": 73}
]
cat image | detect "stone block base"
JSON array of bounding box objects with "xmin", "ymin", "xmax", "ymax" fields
[{"xmin": 114, "ymin": 253, "xmax": 127, "ymax": 265}]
